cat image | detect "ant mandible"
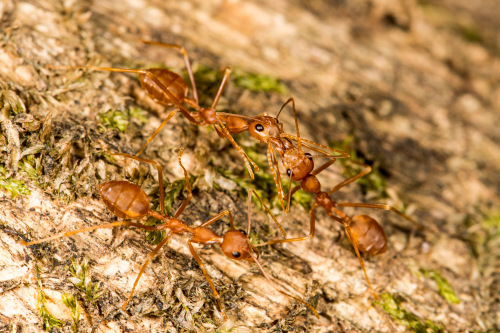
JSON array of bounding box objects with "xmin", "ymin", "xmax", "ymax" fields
[
  {"xmin": 47, "ymin": 41, "xmax": 259, "ymax": 179},
  {"xmin": 19, "ymin": 149, "xmax": 318, "ymax": 320}
]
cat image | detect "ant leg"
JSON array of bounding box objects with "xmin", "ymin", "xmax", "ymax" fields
[
  {"xmin": 187, "ymin": 239, "xmax": 227, "ymax": 320},
  {"xmin": 122, "ymin": 232, "xmax": 172, "ymax": 309},
  {"xmin": 141, "ymin": 41, "xmax": 199, "ymax": 105},
  {"xmin": 257, "ymin": 203, "xmax": 322, "ymax": 246},
  {"xmin": 284, "ymin": 170, "xmax": 294, "ymax": 215},
  {"xmin": 280, "ymin": 133, "xmax": 350, "ymax": 159},
  {"xmin": 267, "ymin": 145, "xmax": 286, "ymax": 212},
  {"xmin": 47, "ymin": 65, "xmax": 198, "ymax": 124},
  {"xmin": 173, "ymin": 149, "xmax": 193, "ymax": 219},
  {"xmin": 247, "ymin": 189, "xmax": 286, "ymax": 238},
  {"xmin": 136, "ymin": 109, "xmax": 180, "ymax": 157},
  {"xmin": 247, "ymin": 252, "xmax": 319, "ymax": 318},
  {"xmin": 199, "ymin": 210, "xmax": 235, "ymax": 230},
  {"xmin": 215, "ymin": 119, "xmax": 259, "ymax": 179},
  {"xmin": 107, "ymin": 152, "xmax": 166, "ymax": 215},
  {"xmin": 211, "ymin": 68, "xmax": 231, "ymax": 109},
  {"xmin": 327, "ymin": 162, "xmax": 372, "ymax": 195},
  {"xmin": 19, "ymin": 221, "xmax": 161, "ymax": 246},
  {"xmin": 311, "ymin": 159, "xmax": 337, "ymax": 177}
]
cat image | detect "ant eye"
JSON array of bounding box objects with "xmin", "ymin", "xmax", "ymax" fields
[
  {"xmin": 255, "ymin": 124, "xmax": 264, "ymax": 132},
  {"xmin": 232, "ymin": 251, "xmax": 241, "ymax": 258},
  {"xmin": 305, "ymin": 153, "xmax": 313, "ymax": 160},
  {"xmin": 287, "ymin": 169, "xmax": 293, "ymax": 177},
  {"xmin": 239, "ymin": 230, "xmax": 247, "ymax": 236}
]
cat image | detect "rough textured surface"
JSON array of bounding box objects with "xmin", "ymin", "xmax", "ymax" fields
[{"xmin": 0, "ymin": 0, "xmax": 499, "ymax": 332}]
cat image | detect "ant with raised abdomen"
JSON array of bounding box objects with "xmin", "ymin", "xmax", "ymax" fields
[{"xmin": 19, "ymin": 149, "xmax": 318, "ymax": 320}]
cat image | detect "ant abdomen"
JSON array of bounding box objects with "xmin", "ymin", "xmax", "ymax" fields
[
  {"xmin": 139, "ymin": 68, "xmax": 188, "ymax": 106},
  {"xmin": 349, "ymin": 215, "xmax": 387, "ymax": 255},
  {"xmin": 99, "ymin": 181, "xmax": 150, "ymax": 219}
]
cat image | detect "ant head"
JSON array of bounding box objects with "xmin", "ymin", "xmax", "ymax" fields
[
  {"xmin": 282, "ymin": 148, "xmax": 314, "ymax": 181},
  {"xmin": 200, "ymin": 108, "xmax": 217, "ymax": 124},
  {"xmin": 248, "ymin": 116, "xmax": 282, "ymax": 143},
  {"xmin": 221, "ymin": 230, "xmax": 256, "ymax": 260}
]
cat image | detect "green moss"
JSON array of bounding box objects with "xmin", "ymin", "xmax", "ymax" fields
[
  {"xmin": 99, "ymin": 107, "xmax": 148, "ymax": 132},
  {"xmin": 420, "ymin": 269, "xmax": 460, "ymax": 304},
  {"xmin": 232, "ymin": 69, "xmax": 289, "ymax": 94},
  {"xmin": 464, "ymin": 210, "xmax": 499, "ymax": 275},
  {"xmin": 99, "ymin": 109, "xmax": 130, "ymax": 132},
  {"xmin": 192, "ymin": 65, "xmax": 289, "ymax": 101},
  {"xmin": 129, "ymin": 107, "xmax": 149, "ymax": 124},
  {"xmin": 62, "ymin": 293, "xmax": 81, "ymax": 333},
  {"xmin": 67, "ymin": 258, "xmax": 102, "ymax": 302},
  {"xmin": 375, "ymin": 293, "xmax": 444, "ymax": 333},
  {"xmin": 35, "ymin": 263, "xmax": 63, "ymax": 331},
  {"xmin": 0, "ymin": 165, "xmax": 31, "ymax": 198},
  {"xmin": 19, "ymin": 155, "xmax": 41, "ymax": 179},
  {"xmin": 163, "ymin": 178, "xmax": 189, "ymax": 215}
]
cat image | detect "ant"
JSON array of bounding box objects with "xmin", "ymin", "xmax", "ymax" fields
[
  {"xmin": 47, "ymin": 41, "xmax": 260, "ymax": 179},
  {"xmin": 257, "ymin": 135, "xmax": 424, "ymax": 297},
  {"xmin": 19, "ymin": 149, "xmax": 318, "ymax": 320},
  {"xmin": 218, "ymin": 97, "xmax": 350, "ymax": 212}
]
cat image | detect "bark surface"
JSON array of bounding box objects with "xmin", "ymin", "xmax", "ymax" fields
[{"xmin": 0, "ymin": 0, "xmax": 499, "ymax": 332}]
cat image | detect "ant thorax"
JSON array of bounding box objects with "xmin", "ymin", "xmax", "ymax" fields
[
  {"xmin": 282, "ymin": 147, "xmax": 314, "ymax": 181},
  {"xmin": 200, "ymin": 108, "xmax": 218, "ymax": 124}
]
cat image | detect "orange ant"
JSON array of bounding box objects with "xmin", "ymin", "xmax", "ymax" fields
[
  {"xmin": 47, "ymin": 41, "xmax": 259, "ymax": 179},
  {"xmin": 19, "ymin": 150, "xmax": 318, "ymax": 320},
  {"xmin": 217, "ymin": 97, "xmax": 350, "ymax": 212},
  {"xmin": 257, "ymin": 136, "xmax": 423, "ymax": 297}
]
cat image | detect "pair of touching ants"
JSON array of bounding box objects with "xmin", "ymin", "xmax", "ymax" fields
[
  {"xmin": 37, "ymin": 41, "xmax": 426, "ymax": 319},
  {"xmin": 20, "ymin": 150, "xmax": 319, "ymax": 319}
]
